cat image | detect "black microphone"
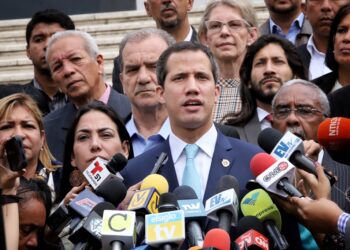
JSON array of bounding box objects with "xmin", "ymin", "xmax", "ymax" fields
[
  {"xmin": 95, "ymin": 177, "xmax": 127, "ymax": 207},
  {"xmin": 205, "ymin": 175, "xmax": 240, "ymax": 232},
  {"xmin": 174, "ymin": 185, "xmax": 205, "ymax": 247},
  {"xmin": 258, "ymin": 128, "xmax": 336, "ymax": 185},
  {"xmin": 106, "ymin": 153, "xmax": 128, "ymax": 174},
  {"xmin": 69, "ymin": 201, "xmax": 115, "ymax": 248},
  {"xmin": 150, "ymin": 152, "xmax": 168, "ymax": 174}
]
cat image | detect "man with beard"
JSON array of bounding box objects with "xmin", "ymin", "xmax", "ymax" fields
[
  {"xmin": 111, "ymin": 0, "xmax": 197, "ymax": 93},
  {"xmin": 271, "ymin": 79, "xmax": 350, "ymax": 221},
  {"xmin": 297, "ymin": 0, "xmax": 349, "ymax": 79},
  {"xmin": 260, "ymin": 0, "xmax": 312, "ymax": 46},
  {"xmin": 23, "ymin": 9, "xmax": 75, "ymax": 115},
  {"xmin": 224, "ymin": 35, "xmax": 306, "ymax": 145}
]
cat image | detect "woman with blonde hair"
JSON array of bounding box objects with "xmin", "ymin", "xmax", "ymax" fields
[
  {"xmin": 198, "ymin": 0, "xmax": 258, "ymax": 122},
  {"xmin": 0, "ymin": 93, "xmax": 60, "ymax": 199}
]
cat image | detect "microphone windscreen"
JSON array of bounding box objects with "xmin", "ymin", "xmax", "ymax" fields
[
  {"xmin": 91, "ymin": 201, "xmax": 115, "ymax": 217},
  {"xmin": 173, "ymin": 185, "xmax": 198, "ymax": 200},
  {"xmin": 95, "ymin": 177, "xmax": 127, "ymax": 206},
  {"xmin": 203, "ymin": 228, "xmax": 231, "ymax": 250},
  {"xmin": 317, "ymin": 117, "xmax": 350, "ymax": 150},
  {"xmin": 257, "ymin": 128, "xmax": 283, "ymax": 153},
  {"xmin": 141, "ymin": 174, "xmax": 169, "ymax": 194},
  {"xmin": 158, "ymin": 192, "xmax": 179, "ymax": 212},
  {"xmin": 240, "ymin": 189, "xmax": 282, "ymax": 230},
  {"xmin": 250, "ymin": 153, "xmax": 276, "ymax": 177},
  {"xmin": 236, "ymin": 216, "xmax": 265, "ymax": 236},
  {"xmin": 107, "ymin": 153, "xmax": 128, "ymax": 173},
  {"xmin": 215, "ymin": 175, "xmax": 240, "ymax": 196}
]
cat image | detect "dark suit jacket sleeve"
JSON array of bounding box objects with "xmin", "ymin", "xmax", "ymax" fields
[{"xmin": 111, "ymin": 56, "xmax": 124, "ymax": 94}]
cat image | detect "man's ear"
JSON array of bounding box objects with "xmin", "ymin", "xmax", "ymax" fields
[{"xmin": 144, "ymin": 1, "xmax": 152, "ymax": 17}]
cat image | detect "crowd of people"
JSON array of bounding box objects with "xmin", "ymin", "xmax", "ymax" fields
[{"xmin": 1, "ymin": 0, "xmax": 350, "ymax": 249}]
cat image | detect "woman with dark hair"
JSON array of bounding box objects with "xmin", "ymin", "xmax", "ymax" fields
[
  {"xmin": 57, "ymin": 101, "xmax": 133, "ymax": 204},
  {"xmin": 313, "ymin": 3, "xmax": 350, "ymax": 94}
]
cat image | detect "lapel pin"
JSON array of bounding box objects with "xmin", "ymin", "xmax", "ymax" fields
[{"xmin": 221, "ymin": 159, "xmax": 230, "ymax": 167}]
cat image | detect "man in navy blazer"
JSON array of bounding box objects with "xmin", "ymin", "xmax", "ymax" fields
[{"xmin": 44, "ymin": 30, "xmax": 131, "ymax": 162}]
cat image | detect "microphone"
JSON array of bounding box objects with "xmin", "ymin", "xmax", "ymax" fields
[
  {"xmin": 174, "ymin": 185, "xmax": 206, "ymax": 247},
  {"xmin": 106, "ymin": 153, "xmax": 128, "ymax": 175},
  {"xmin": 317, "ymin": 117, "xmax": 350, "ymax": 150},
  {"xmin": 258, "ymin": 128, "xmax": 336, "ymax": 185},
  {"xmin": 47, "ymin": 203, "xmax": 72, "ymax": 234},
  {"xmin": 68, "ymin": 189, "xmax": 104, "ymax": 218},
  {"xmin": 145, "ymin": 192, "xmax": 185, "ymax": 249},
  {"xmin": 83, "ymin": 157, "xmax": 123, "ymax": 191},
  {"xmin": 95, "ymin": 177, "xmax": 128, "ymax": 207},
  {"xmin": 127, "ymin": 174, "xmax": 169, "ymax": 245},
  {"xmin": 241, "ymin": 189, "xmax": 288, "ymax": 250},
  {"xmin": 235, "ymin": 216, "xmax": 269, "ymax": 250},
  {"xmin": 69, "ymin": 201, "xmax": 115, "ymax": 248},
  {"xmin": 205, "ymin": 175, "xmax": 240, "ymax": 232},
  {"xmin": 250, "ymin": 152, "xmax": 302, "ymax": 198},
  {"xmin": 101, "ymin": 210, "xmax": 136, "ymax": 250},
  {"xmin": 151, "ymin": 152, "xmax": 168, "ymax": 174},
  {"xmin": 203, "ymin": 228, "xmax": 231, "ymax": 250}
]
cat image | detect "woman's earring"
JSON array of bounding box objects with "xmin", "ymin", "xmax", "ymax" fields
[{"xmin": 69, "ymin": 168, "xmax": 85, "ymax": 187}]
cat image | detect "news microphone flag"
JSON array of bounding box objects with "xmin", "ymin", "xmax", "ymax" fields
[
  {"xmin": 145, "ymin": 210, "xmax": 185, "ymax": 247},
  {"xmin": 318, "ymin": 117, "xmax": 350, "ymax": 150},
  {"xmin": 235, "ymin": 229, "xmax": 269, "ymax": 250},
  {"xmin": 205, "ymin": 188, "xmax": 239, "ymax": 227},
  {"xmin": 269, "ymin": 131, "xmax": 304, "ymax": 160},
  {"xmin": 128, "ymin": 188, "xmax": 160, "ymax": 214},
  {"xmin": 68, "ymin": 189, "xmax": 104, "ymax": 217},
  {"xmin": 101, "ymin": 210, "xmax": 136, "ymax": 250}
]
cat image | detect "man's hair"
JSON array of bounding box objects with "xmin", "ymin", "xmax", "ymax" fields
[
  {"xmin": 198, "ymin": 0, "xmax": 257, "ymax": 39},
  {"xmin": 156, "ymin": 41, "xmax": 219, "ymax": 86},
  {"xmin": 46, "ymin": 30, "xmax": 99, "ymax": 61},
  {"xmin": 224, "ymin": 35, "xmax": 307, "ymax": 125},
  {"xmin": 118, "ymin": 28, "xmax": 176, "ymax": 71},
  {"xmin": 26, "ymin": 9, "xmax": 75, "ymax": 46},
  {"xmin": 326, "ymin": 3, "xmax": 350, "ymax": 72},
  {"xmin": 272, "ymin": 79, "xmax": 330, "ymax": 117}
]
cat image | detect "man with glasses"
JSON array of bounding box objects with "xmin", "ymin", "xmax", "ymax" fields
[
  {"xmin": 272, "ymin": 79, "xmax": 350, "ymax": 213},
  {"xmin": 224, "ymin": 35, "xmax": 306, "ymax": 145}
]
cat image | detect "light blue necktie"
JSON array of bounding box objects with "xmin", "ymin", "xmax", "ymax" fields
[{"xmin": 182, "ymin": 144, "xmax": 201, "ymax": 199}]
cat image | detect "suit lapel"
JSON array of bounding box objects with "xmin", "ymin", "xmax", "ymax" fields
[
  {"xmin": 203, "ymin": 132, "xmax": 236, "ymax": 202},
  {"xmin": 244, "ymin": 111, "xmax": 261, "ymax": 145}
]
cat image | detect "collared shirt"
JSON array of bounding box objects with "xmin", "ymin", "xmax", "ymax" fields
[
  {"xmin": 169, "ymin": 125, "xmax": 217, "ymax": 201},
  {"xmin": 33, "ymin": 78, "xmax": 67, "ymax": 112},
  {"xmin": 213, "ymin": 78, "xmax": 241, "ymax": 123},
  {"xmin": 306, "ymin": 35, "xmax": 331, "ymax": 80},
  {"xmin": 99, "ymin": 84, "xmax": 111, "ymax": 104},
  {"xmin": 126, "ymin": 117, "xmax": 171, "ymax": 157},
  {"xmin": 269, "ymin": 13, "xmax": 304, "ymax": 44},
  {"xmin": 184, "ymin": 26, "xmax": 194, "ymax": 42},
  {"xmin": 257, "ymin": 107, "xmax": 272, "ymax": 131},
  {"xmin": 338, "ymin": 212, "xmax": 350, "ymax": 235}
]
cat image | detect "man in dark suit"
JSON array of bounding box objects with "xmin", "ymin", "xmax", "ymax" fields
[
  {"xmin": 44, "ymin": 30, "xmax": 131, "ymax": 162},
  {"xmin": 224, "ymin": 35, "xmax": 306, "ymax": 145},
  {"xmin": 272, "ymin": 79, "xmax": 350, "ymax": 211},
  {"xmin": 260, "ymin": 0, "xmax": 312, "ymax": 46},
  {"xmin": 111, "ymin": 0, "xmax": 198, "ymax": 93}
]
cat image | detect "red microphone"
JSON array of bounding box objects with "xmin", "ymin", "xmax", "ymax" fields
[
  {"xmin": 203, "ymin": 228, "xmax": 231, "ymax": 250},
  {"xmin": 317, "ymin": 117, "xmax": 350, "ymax": 151}
]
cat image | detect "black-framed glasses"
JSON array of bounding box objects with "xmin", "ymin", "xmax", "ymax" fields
[
  {"xmin": 273, "ymin": 106, "xmax": 328, "ymax": 120},
  {"xmin": 205, "ymin": 19, "xmax": 251, "ymax": 34}
]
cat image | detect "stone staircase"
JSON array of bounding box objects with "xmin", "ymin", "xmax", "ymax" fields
[{"xmin": 0, "ymin": 3, "xmax": 268, "ymax": 85}]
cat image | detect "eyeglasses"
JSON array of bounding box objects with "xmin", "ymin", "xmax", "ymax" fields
[
  {"xmin": 205, "ymin": 19, "xmax": 251, "ymax": 34},
  {"xmin": 273, "ymin": 106, "xmax": 328, "ymax": 120}
]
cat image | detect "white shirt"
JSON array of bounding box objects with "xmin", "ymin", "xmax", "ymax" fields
[
  {"xmin": 257, "ymin": 107, "xmax": 272, "ymax": 131},
  {"xmin": 169, "ymin": 125, "xmax": 217, "ymax": 200},
  {"xmin": 306, "ymin": 35, "xmax": 331, "ymax": 80},
  {"xmin": 332, "ymin": 80, "xmax": 344, "ymax": 93},
  {"xmin": 184, "ymin": 26, "xmax": 194, "ymax": 42}
]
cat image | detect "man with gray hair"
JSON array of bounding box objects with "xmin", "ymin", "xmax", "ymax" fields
[
  {"xmin": 119, "ymin": 28, "xmax": 175, "ymax": 156},
  {"xmin": 272, "ymin": 79, "xmax": 350, "ymax": 212},
  {"xmin": 43, "ymin": 30, "xmax": 131, "ymax": 161}
]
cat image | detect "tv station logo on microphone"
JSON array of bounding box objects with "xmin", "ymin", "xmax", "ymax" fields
[
  {"xmin": 101, "ymin": 210, "xmax": 136, "ymax": 236},
  {"xmin": 271, "ymin": 131, "xmax": 302, "ymax": 159},
  {"xmin": 145, "ymin": 210, "xmax": 185, "ymax": 244},
  {"xmin": 262, "ymin": 162, "xmax": 289, "ymax": 182},
  {"xmin": 83, "ymin": 157, "xmax": 109, "ymax": 189},
  {"xmin": 178, "ymin": 199, "xmax": 206, "ymax": 217},
  {"xmin": 128, "ymin": 188, "xmax": 159, "ymax": 214}
]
